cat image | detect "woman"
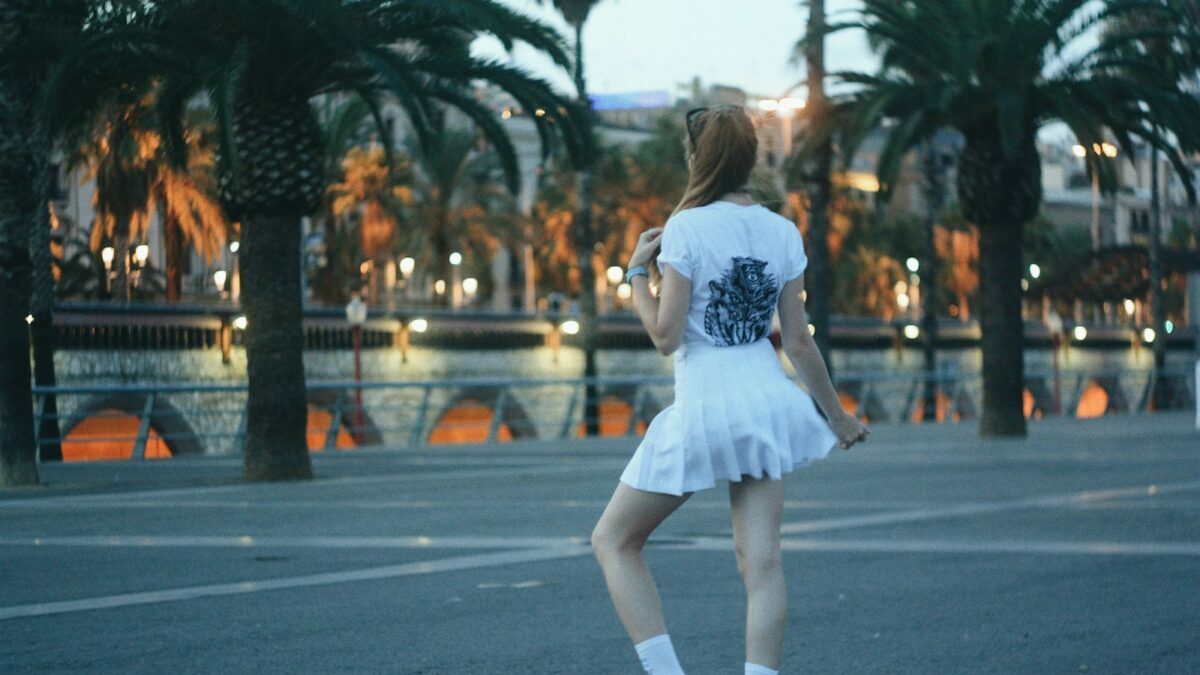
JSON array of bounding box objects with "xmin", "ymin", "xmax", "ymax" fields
[{"xmin": 590, "ymin": 105, "xmax": 869, "ymax": 675}]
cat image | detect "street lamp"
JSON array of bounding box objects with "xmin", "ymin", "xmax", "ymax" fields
[
  {"xmin": 213, "ymin": 269, "xmax": 228, "ymax": 299},
  {"xmin": 462, "ymin": 277, "xmax": 478, "ymax": 305},
  {"xmin": 101, "ymin": 246, "xmax": 115, "ymax": 297},
  {"xmin": 345, "ymin": 294, "xmax": 367, "ymax": 444},
  {"xmin": 756, "ymin": 96, "xmax": 805, "ymax": 158},
  {"xmin": 449, "ymin": 251, "xmax": 463, "ymax": 309}
]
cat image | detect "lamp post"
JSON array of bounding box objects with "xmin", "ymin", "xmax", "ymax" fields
[
  {"xmin": 398, "ymin": 256, "xmax": 415, "ymax": 302},
  {"xmin": 101, "ymin": 246, "xmax": 115, "ymax": 299},
  {"xmin": 229, "ymin": 240, "xmax": 241, "ymax": 304},
  {"xmin": 1045, "ymin": 309, "xmax": 1064, "ymax": 415},
  {"xmin": 345, "ymin": 294, "xmax": 367, "ymax": 444},
  {"xmin": 449, "ymin": 251, "xmax": 463, "ymax": 309}
]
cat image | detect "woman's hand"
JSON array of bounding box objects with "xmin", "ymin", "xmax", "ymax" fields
[
  {"xmin": 829, "ymin": 411, "xmax": 869, "ymax": 450},
  {"xmin": 627, "ymin": 227, "xmax": 664, "ymax": 269}
]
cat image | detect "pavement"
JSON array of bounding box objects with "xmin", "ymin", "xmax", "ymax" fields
[{"xmin": 1, "ymin": 413, "xmax": 1198, "ymax": 674}]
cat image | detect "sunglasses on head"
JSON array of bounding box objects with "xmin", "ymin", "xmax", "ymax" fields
[{"xmin": 685, "ymin": 107, "xmax": 708, "ymax": 146}]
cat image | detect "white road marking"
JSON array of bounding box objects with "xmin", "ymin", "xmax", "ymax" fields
[
  {"xmin": 0, "ymin": 534, "xmax": 588, "ymax": 550},
  {"xmin": 672, "ymin": 537, "xmax": 1200, "ymax": 557},
  {"xmin": 778, "ymin": 480, "xmax": 1200, "ymax": 535},
  {"xmin": 0, "ymin": 545, "xmax": 591, "ymax": 621},
  {"xmin": 0, "ymin": 459, "xmax": 626, "ymax": 509},
  {"xmin": 0, "ymin": 498, "xmax": 932, "ymax": 511}
]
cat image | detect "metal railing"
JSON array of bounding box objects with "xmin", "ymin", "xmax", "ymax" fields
[{"xmin": 29, "ymin": 366, "xmax": 1197, "ymax": 462}]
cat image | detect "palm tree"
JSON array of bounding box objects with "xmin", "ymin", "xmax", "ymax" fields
[
  {"xmin": 804, "ymin": 0, "xmax": 1200, "ymax": 436},
  {"xmin": 0, "ymin": 79, "xmax": 40, "ymax": 486},
  {"xmin": 537, "ymin": 0, "xmax": 605, "ymax": 435},
  {"xmin": 405, "ymin": 126, "xmax": 521, "ymax": 305},
  {"xmin": 0, "ymin": 1, "xmax": 89, "ymax": 476},
  {"xmin": 327, "ymin": 144, "xmax": 413, "ymax": 304},
  {"xmin": 71, "ymin": 94, "xmax": 228, "ymax": 303},
  {"xmin": 796, "ymin": 0, "xmax": 836, "ymax": 371},
  {"xmin": 43, "ymin": 0, "xmax": 587, "ymax": 480}
]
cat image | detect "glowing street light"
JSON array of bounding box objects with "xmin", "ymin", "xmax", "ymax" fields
[
  {"xmin": 449, "ymin": 251, "xmax": 463, "ymax": 266},
  {"xmin": 1029, "ymin": 263, "xmax": 1041, "ymax": 279},
  {"xmin": 606, "ymin": 265, "xmax": 624, "ymax": 285},
  {"xmin": 101, "ymin": 247, "xmax": 115, "ymax": 267},
  {"xmin": 134, "ymin": 244, "xmax": 149, "ymax": 265},
  {"xmin": 903, "ymin": 324, "xmax": 920, "ymax": 339},
  {"xmin": 233, "ymin": 315, "xmax": 248, "ymax": 330},
  {"xmin": 1073, "ymin": 325, "xmax": 1088, "ymax": 341},
  {"xmin": 1142, "ymin": 327, "xmax": 1156, "ymax": 343},
  {"xmin": 616, "ymin": 283, "xmax": 632, "ymax": 300},
  {"xmin": 462, "ymin": 277, "xmax": 478, "ymax": 296},
  {"xmin": 905, "ymin": 257, "xmax": 919, "ymax": 273},
  {"xmin": 213, "ymin": 269, "xmax": 228, "ymax": 293},
  {"xmin": 409, "ymin": 317, "xmax": 429, "ymax": 333},
  {"xmin": 1123, "ymin": 298, "xmax": 1135, "ymax": 315},
  {"xmin": 399, "ymin": 256, "xmax": 415, "ymax": 276},
  {"xmin": 559, "ymin": 319, "xmax": 580, "ymax": 335},
  {"xmin": 229, "ymin": 241, "xmax": 240, "ymax": 253}
]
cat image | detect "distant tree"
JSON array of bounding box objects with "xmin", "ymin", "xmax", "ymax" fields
[
  {"xmin": 70, "ymin": 95, "xmax": 227, "ymax": 302},
  {"xmin": 800, "ymin": 0, "xmax": 1200, "ymax": 436},
  {"xmin": 44, "ymin": 0, "xmax": 587, "ymax": 480},
  {"xmin": 327, "ymin": 145, "xmax": 413, "ymax": 304}
]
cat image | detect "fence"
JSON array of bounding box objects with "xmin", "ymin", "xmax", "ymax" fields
[{"xmin": 30, "ymin": 366, "xmax": 1198, "ymax": 462}]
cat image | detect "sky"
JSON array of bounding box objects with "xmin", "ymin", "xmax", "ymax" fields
[{"xmin": 475, "ymin": 0, "xmax": 877, "ymax": 101}]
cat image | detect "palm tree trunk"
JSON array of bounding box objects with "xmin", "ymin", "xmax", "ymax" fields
[
  {"xmin": 919, "ymin": 139, "xmax": 945, "ymax": 422},
  {"xmin": 572, "ymin": 20, "xmax": 600, "ymax": 437},
  {"xmin": 1148, "ymin": 145, "xmax": 1167, "ymax": 407},
  {"xmin": 239, "ymin": 214, "xmax": 313, "ymax": 481},
  {"xmin": 805, "ymin": 0, "xmax": 834, "ymax": 375},
  {"xmin": 978, "ymin": 220, "xmax": 1026, "ymax": 436},
  {"xmin": 163, "ymin": 198, "xmax": 184, "ymax": 302},
  {"xmin": 29, "ymin": 144, "xmax": 62, "ymax": 460},
  {"xmin": 112, "ymin": 231, "xmax": 130, "ymax": 302},
  {"xmin": 0, "ymin": 87, "xmax": 39, "ymax": 485}
]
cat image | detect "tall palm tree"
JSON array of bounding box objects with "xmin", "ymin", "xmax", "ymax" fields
[
  {"xmin": 71, "ymin": 94, "xmax": 228, "ymax": 303},
  {"xmin": 327, "ymin": 144, "xmax": 413, "ymax": 304},
  {"xmin": 803, "ymin": 0, "xmax": 1200, "ymax": 436},
  {"xmin": 405, "ymin": 126, "xmax": 521, "ymax": 305},
  {"xmin": 43, "ymin": 0, "xmax": 587, "ymax": 480},
  {"xmin": 538, "ymin": 0, "xmax": 605, "ymax": 435},
  {"xmin": 0, "ymin": 79, "xmax": 40, "ymax": 486},
  {"xmin": 0, "ymin": 1, "xmax": 88, "ymax": 475}
]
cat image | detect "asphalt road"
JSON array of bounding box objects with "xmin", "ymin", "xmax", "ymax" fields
[{"xmin": 1, "ymin": 414, "xmax": 1198, "ymax": 674}]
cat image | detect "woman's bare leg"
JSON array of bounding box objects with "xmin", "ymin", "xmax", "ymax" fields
[
  {"xmin": 591, "ymin": 481, "xmax": 692, "ymax": 644},
  {"xmin": 729, "ymin": 474, "xmax": 787, "ymax": 670}
]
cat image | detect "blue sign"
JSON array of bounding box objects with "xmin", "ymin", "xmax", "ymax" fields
[{"xmin": 589, "ymin": 90, "xmax": 670, "ymax": 111}]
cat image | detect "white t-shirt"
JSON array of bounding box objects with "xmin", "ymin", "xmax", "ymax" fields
[{"xmin": 656, "ymin": 200, "xmax": 808, "ymax": 348}]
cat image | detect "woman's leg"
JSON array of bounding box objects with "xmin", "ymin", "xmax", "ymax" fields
[
  {"xmin": 729, "ymin": 474, "xmax": 787, "ymax": 670},
  {"xmin": 591, "ymin": 481, "xmax": 692, "ymax": 644}
]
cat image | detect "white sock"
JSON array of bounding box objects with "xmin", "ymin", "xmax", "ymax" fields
[
  {"xmin": 745, "ymin": 662, "xmax": 779, "ymax": 675},
  {"xmin": 634, "ymin": 634, "xmax": 685, "ymax": 674}
]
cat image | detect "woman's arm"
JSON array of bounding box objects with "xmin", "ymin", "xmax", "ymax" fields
[
  {"xmin": 628, "ymin": 227, "xmax": 690, "ymax": 356},
  {"xmin": 777, "ymin": 275, "xmax": 869, "ymax": 448}
]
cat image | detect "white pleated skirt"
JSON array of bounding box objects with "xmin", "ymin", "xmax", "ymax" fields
[{"xmin": 619, "ymin": 338, "xmax": 838, "ymax": 496}]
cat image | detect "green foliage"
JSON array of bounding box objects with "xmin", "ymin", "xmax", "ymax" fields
[
  {"xmin": 796, "ymin": 0, "xmax": 1200, "ymax": 216},
  {"xmin": 41, "ymin": 0, "xmax": 591, "ymax": 207}
]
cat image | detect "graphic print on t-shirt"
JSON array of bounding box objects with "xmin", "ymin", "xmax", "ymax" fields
[{"xmin": 703, "ymin": 256, "xmax": 779, "ymax": 346}]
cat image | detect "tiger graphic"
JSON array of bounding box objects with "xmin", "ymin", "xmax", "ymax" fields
[{"xmin": 703, "ymin": 256, "xmax": 779, "ymax": 346}]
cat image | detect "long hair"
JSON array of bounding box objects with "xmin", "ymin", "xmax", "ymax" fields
[
  {"xmin": 650, "ymin": 105, "xmax": 757, "ymax": 286},
  {"xmin": 672, "ymin": 106, "xmax": 757, "ymax": 216}
]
